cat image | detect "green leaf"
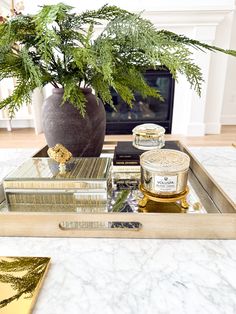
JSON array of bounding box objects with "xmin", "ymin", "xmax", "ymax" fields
[
  {"xmin": 112, "ymin": 190, "xmax": 130, "ymax": 212},
  {"xmin": 63, "ymin": 79, "xmax": 87, "ymax": 116},
  {"xmin": 0, "ymin": 3, "xmax": 235, "ymax": 116}
]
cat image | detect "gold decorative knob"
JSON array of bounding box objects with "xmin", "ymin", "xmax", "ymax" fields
[{"xmin": 47, "ymin": 144, "xmax": 72, "ymax": 174}]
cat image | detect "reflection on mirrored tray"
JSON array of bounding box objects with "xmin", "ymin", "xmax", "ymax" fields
[
  {"xmin": 0, "ymin": 256, "xmax": 50, "ymax": 314},
  {"xmin": 0, "ymin": 141, "xmax": 222, "ymax": 215},
  {"xmin": 0, "ymin": 168, "xmax": 220, "ymax": 214}
]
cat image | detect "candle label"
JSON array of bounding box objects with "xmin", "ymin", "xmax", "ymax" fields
[{"xmin": 154, "ymin": 175, "xmax": 178, "ymax": 192}]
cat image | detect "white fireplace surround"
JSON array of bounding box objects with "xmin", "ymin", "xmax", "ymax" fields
[{"xmin": 1, "ymin": 0, "xmax": 236, "ymax": 135}]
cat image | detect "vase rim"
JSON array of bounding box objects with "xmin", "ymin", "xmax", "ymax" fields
[{"xmin": 52, "ymin": 87, "xmax": 92, "ymax": 95}]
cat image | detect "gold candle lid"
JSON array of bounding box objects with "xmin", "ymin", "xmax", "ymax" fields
[
  {"xmin": 132, "ymin": 123, "xmax": 165, "ymax": 137},
  {"xmin": 140, "ymin": 149, "xmax": 190, "ymax": 172}
]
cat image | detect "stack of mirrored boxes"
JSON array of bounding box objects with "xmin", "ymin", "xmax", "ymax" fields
[{"xmin": 3, "ymin": 157, "xmax": 112, "ymax": 214}]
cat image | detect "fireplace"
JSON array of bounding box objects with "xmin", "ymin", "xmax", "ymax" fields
[{"xmin": 105, "ymin": 68, "xmax": 175, "ymax": 134}]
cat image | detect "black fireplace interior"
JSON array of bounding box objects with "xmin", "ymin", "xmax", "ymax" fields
[{"xmin": 105, "ymin": 68, "xmax": 175, "ymax": 134}]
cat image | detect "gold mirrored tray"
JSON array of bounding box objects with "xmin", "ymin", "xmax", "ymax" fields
[{"xmin": 0, "ymin": 141, "xmax": 235, "ymax": 239}]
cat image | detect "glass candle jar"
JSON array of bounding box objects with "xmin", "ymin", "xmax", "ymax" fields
[
  {"xmin": 132, "ymin": 123, "xmax": 165, "ymax": 150},
  {"xmin": 140, "ymin": 149, "xmax": 190, "ymax": 196}
]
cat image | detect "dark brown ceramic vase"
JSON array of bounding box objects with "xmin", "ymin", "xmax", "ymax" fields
[{"xmin": 42, "ymin": 88, "xmax": 106, "ymax": 157}]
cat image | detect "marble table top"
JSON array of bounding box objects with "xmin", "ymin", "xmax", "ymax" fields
[
  {"xmin": 1, "ymin": 237, "xmax": 236, "ymax": 314},
  {"xmin": 0, "ymin": 148, "xmax": 37, "ymax": 182},
  {"xmin": 0, "ymin": 146, "xmax": 236, "ymax": 314},
  {"xmin": 189, "ymin": 146, "xmax": 236, "ymax": 204}
]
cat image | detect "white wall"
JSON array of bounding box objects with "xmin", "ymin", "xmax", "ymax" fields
[
  {"xmin": 23, "ymin": 0, "xmax": 234, "ymax": 13},
  {"xmin": 221, "ymin": 4, "xmax": 236, "ymax": 125},
  {"xmin": 204, "ymin": 10, "xmax": 235, "ymax": 133}
]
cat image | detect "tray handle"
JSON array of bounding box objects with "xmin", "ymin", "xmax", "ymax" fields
[{"xmin": 59, "ymin": 220, "xmax": 142, "ymax": 231}]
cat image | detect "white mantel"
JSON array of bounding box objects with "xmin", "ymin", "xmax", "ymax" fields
[
  {"xmin": 2, "ymin": 0, "xmax": 236, "ymax": 135},
  {"xmin": 139, "ymin": 2, "xmax": 235, "ymax": 135}
]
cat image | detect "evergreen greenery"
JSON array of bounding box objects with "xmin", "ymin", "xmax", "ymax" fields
[{"xmin": 0, "ymin": 3, "xmax": 236, "ymax": 116}]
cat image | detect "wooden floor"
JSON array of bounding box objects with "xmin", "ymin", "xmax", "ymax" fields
[{"xmin": 0, "ymin": 126, "xmax": 235, "ymax": 148}]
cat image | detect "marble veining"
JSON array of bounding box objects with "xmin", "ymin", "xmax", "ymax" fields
[
  {"xmin": 189, "ymin": 147, "xmax": 236, "ymax": 203},
  {"xmin": 1, "ymin": 238, "xmax": 236, "ymax": 314}
]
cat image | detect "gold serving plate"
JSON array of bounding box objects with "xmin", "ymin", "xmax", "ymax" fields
[{"xmin": 0, "ymin": 256, "xmax": 50, "ymax": 314}]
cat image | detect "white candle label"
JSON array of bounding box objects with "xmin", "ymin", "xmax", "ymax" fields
[{"xmin": 154, "ymin": 175, "xmax": 178, "ymax": 192}]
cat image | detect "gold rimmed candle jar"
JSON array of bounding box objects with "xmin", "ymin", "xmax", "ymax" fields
[
  {"xmin": 132, "ymin": 123, "xmax": 165, "ymax": 150},
  {"xmin": 140, "ymin": 149, "xmax": 190, "ymax": 196}
]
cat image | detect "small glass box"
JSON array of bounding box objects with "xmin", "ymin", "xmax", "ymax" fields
[{"xmin": 132, "ymin": 123, "xmax": 165, "ymax": 150}]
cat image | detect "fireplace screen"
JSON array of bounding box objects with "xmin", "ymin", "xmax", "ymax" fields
[{"xmin": 105, "ymin": 69, "xmax": 175, "ymax": 134}]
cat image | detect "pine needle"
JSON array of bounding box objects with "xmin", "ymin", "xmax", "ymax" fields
[{"xmin": 0, "ymin": 4, "xmax": 235, "ymax": 116}]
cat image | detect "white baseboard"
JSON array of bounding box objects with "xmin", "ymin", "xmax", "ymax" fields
[
  {"xmin": 205, "ymin": 123, "xmax": 221, "ymax": 134},
  {"xmin": 221, "ymin": 115, "xmax": 236, "ymax": 125},
  {"xmin": 0, "ymin": 119, "xmax": 34, "ymax": 129},
  {"xmin": 186, "ymin": 123, "xmax": 205, "ymax": 136}
]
